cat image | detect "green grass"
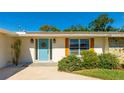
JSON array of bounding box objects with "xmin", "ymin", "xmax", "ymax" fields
[{"xmin": 73, "ymin": 69, "xmax": 124, "ymax": 80}]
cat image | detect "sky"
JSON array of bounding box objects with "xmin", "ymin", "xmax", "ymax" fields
[{"xmin": 0, "ymin": 12, "xmax": 124, "ymax": 32}]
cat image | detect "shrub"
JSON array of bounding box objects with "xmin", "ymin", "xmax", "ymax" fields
[
  {"xmin": 11, "ymin": 39, "xmax": 21, "ymax": 66},
  {"xmin": 121, "ymin": 64, "xmax": 124, "ymax": 69},
  {"xmin": 58, "ymin": 55, "xmax": 82, "ymax": 72},
  {"xmin": 99, "ymin": 53, "xmax": 119, "ymax": 69},
  {"xmin": 81, "ymin": 50, "xmax": 100, "ymax": 69}
]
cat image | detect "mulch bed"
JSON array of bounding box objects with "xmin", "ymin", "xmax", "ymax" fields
[{"xmin": 115, "ymin": 66, "xmax": 124, "ymax": 70}]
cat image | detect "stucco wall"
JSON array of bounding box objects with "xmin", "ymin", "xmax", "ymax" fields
[
  {"xmin": 52, "ymin": 38, "xmax": 65, "ymax": 62},
  {"xmin": 19, "ymin": 38, "xmax": 66, "ymax": 63},
  {"xmin": 94, "ymin": 37, "xmax": 104, "ymax": 54},
  {"xmin": 52, "ymin": 37, "xmax": 105, "ymax": 62},
  {"xmin": 19, "ymin": 37, "xmax": 106, "ymax": 63},
  {"xmin": 108, "ymin": 38, "xmax": 124, "ymax": 63},
  {"xmin": 0, "ymin": 34, "xmax": 12, "ymax": 68},
  {"xmin": 19, "ymin": 38, "xmax": 35, "ymax": 63}
]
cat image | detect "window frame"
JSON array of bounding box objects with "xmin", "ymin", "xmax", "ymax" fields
[
  {"xmin": 69, "ymin": 39, "xmax": 79, "ymax": 55},
  {"xmin": 69, "ymin": 38, "xmax": 90, "ymax": 55},
  {"xmin": 109, "ymin": 38, "xmax": 124, "ymax": 48}
]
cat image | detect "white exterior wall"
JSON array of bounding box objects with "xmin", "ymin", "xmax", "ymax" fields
[
  {"xmin": 0, "ymin": 34, "xmax": 12, "ymax": 68},
  {"xmin": 104, "ymin": 37, "xmax": 109, "ymax": 53},
  {"xmin": 52, "ymin": 38, "xmax": 65, "ymax": 62},
  {"xmin": 19, "ymin": 38, "xmax": 35, "ymax": 63},
  {"xmin": 108, "ymin": 38, "xmax": 124, "ymax": 63},
  {"xmin": 19, "ymin": 37, "xmax": 66, "ymax": 63},
  {"xmin": 19, "ymin": 37, "xmax": 106, "ymax": 63},
  {"xmin": 94, "ymin": 37, "xmax": 104, "ymax": 54}
]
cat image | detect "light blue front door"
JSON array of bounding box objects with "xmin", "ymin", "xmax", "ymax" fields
[{"xmin": 38, "ymin": 39, "xmax": 49, "ymax": 61}]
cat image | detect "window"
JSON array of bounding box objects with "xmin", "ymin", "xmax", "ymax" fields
[
  {"xmin": 109, "ymin": 38, "xmax": 124, "ymax": 48},
  {"xmin": 80, "ymin": 39, "xmax": 89, "ymax": 50},
  {"xmin": 70, "ymin": 39, "xmax": 79, "ymax": 55},
  {"xmin": 69, "ymin": 39, "xmax": 89, "ymax": 55}
]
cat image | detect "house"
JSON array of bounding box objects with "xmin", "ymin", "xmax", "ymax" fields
[{"xmin": 0, "ymin": 29, "xmax": 124, "ymax": 68}]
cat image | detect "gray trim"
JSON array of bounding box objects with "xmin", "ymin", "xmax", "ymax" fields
[
  {"xmin": 35, "ymin": 39, "xmax": 38, "ymax": 60},
  {"xmin": 50, "ymin": 39, "xmax": 52, "ymax": 60}
]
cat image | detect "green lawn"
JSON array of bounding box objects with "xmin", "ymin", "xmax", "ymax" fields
[{"xmin": 73, "ymin": 69, "xmax": 124, "ymax": 80}]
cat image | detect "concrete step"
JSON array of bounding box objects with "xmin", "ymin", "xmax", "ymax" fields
[{"xmin": 29, "ymin": 63, "xmax": 58, "ymax": 67}]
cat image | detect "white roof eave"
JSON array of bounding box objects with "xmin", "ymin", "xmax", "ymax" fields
[{"xmin": 17, "ymin": 33, "xmax": 124, "ymax": 37}]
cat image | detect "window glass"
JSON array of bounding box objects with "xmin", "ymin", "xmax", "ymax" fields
[
  {"xmin": 69, "ymin": 39, "xmax": 89, "ymax": 55},
  {"xmin": 70, "ymin": 39, "xmax": 79, "ymax": 55},
  {"xmin": 109, "ymin": 38, "xmax": 124, "ymax": 48},
  {"xmin": 80, "ymin": 39, "xmax": 89, "ymax": 50}
]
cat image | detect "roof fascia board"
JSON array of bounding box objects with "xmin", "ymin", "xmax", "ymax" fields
[{"xmin": 17, "ymin": 33, "xmax": 124, "ymax": 37}]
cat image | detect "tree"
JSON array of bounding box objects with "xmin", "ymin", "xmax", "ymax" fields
[
  {"xmin": 119, "ymin": 26, "xmax": 124, "ymax": 32},
  {"xmin": 11, "ymin": 39, "xmax": 21, "ymax": 66},
  {"xmin": 51, "ymin": 26, "xmax": 61, "ymax": 32},
  {"xmin": 40, "ymin": 25, "xmax": 60, "ymax": 32},
  {"xmin": 63, "ymin": 24, "xmax": 88, "ymax": 32},
  {"xmin": 88, "ymin": 14, "xmax": 114, "ymax": 31},
  {"xmin": 106, "ymin": 26, "xmax": 118, "ymax": 31}
]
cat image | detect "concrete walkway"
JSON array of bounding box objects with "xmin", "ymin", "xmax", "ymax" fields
[{"xmin": 3, "ymin": 65, "xmax": 100, "ymax": 80}]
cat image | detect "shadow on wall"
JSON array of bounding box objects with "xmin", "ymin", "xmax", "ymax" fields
[
  {"xmin": 19, "ymin": 48, "xmax": 33, "ymax": 63},
  {"xmin": 0, "ymin": 62, "xmax": 31, "ymax": 80},
  {"xmin": 29, "ymin": 48, "xmax": 34, "ymax": 62},
  {"xmin": 19, "ymin": 38, "xmax": 34, "ymax": 63}
]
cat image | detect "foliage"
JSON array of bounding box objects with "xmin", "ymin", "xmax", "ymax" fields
[
  {"xmin": 119, "ymin": 26, "xmax": 124, "ymax": 32},
  {"xmin": 74, "ymin": 69, "xmax": 124, "ymax": 80},
  {"xmin": 81, "ymin": 50, "xmax": 119, "ymax": 69},
  {"xmin": 40, "ymin": 25, "xmax": 60, "ymax": 32},
  {"xmin": 120, "ymin": 29, "xmax": 124, "ymax": 32},
  {"xmin": 99, "ymin": 53, "xmax": 119, "ymax": 69},
  {"xmin": 88, "ymin": 14, "xmax": 114, "ymax": 31},
  {"xmin": 58, "ymin": 55, "xmax": 82, "ymax": 72},
  {"xmin": 51, "ymin": 26, "xmax": 60, "ymax": 31},
  {"xmin": 121, "ymin": 64, "xmax": 124, "ymax": 68},
  {"xmin": 11, "ymin": 39, "xmax": 21, "ymax": 66},
  {"xmin": 63, "ymin": 24, "xmax": 88, "ymax": 32},
  {"xmin": 81, "ymin": 50, "xmax": 100, "ymax": 69},
  {"xmin": 106, "ymin": 26, "xmax": 119, "ymax": 31},
  {"xmin": 39, "ymin": 14, "xmax": 124, "ymax": 32}
]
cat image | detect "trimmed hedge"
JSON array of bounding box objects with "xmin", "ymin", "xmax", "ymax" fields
[
  {"xmin": 99, "ymin": 53, "xmax": 119, "ymax": 69},
  {"xmin": 58, "ymin": 55, "xmax": 82, "ymax": 72},
  {"xmin": 81, "ymin": 50, "xmax": 100, "ymax": 69}
]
